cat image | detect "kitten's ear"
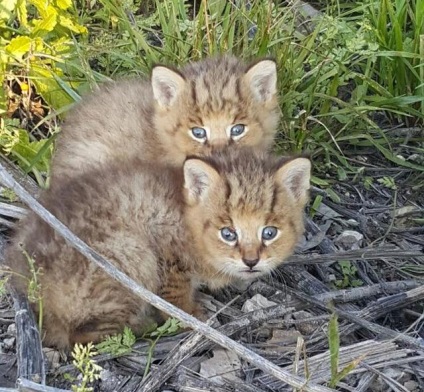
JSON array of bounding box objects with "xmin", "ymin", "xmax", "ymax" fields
[
  {"xmin": 244, "ymin": 59, "xmax": 277, "ymax": 102},
  {"xmin": 275, "ymin": 158, "xmax": 311, "ymax": 205},
  {"xmin": 184, "ymin": 159, "xmax": 221, "ymax": 205},
  {"xmin": 151, "ymin": 66, "xmax": 186, "ymax": 107}
]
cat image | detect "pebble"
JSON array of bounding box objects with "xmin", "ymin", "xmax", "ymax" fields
[
  {"xmin": 242, "ymin": 294, "xmax": 277, "ymax": 313},
  {"xmin": 7, "ymin": 323, "xmax": 16, "ymax": 336},
  {"xmin": 404, "ymin": 380, "xmax": 419, "ymax": 391},
  {"xmin": 335, "ymin": 230, "xmax": 364, "ymax": 250},
  {"xmin": 3, "ymin": 337, "xmax": 15, "ymax": 350}
]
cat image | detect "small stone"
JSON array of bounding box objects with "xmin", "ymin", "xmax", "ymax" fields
[
  {"xmin": 242, "ymin": 294, "xmax": 277, "ymax": 313},
  {"xmin": 382, "ymin": 367, "xmax": 403, "ymax": 380},
  {"xmin": 346, "ymin": 219, "xmax": 359, "ymax": 227},
  {"xmin": 99, "ymin": 369, "xmax": 122, "ymax": 392},
  {"xmin": 293, "ymin": 310, "xmax": 319, "ymax": 335},
  {"xmin": 404, "ymin": 380, "xmax": 419, "ymax": 391},
  {"xmin": 199, "ymin": 349, "xmax": 241, "ymax": 385},
  {"xmin": 3, "ymin": 337, "xmax": 15, "ymax": 349},
  {"xmin": 7, "ymin": 324, "xmax": 16, "ymax": 336},
  {"xmin": 335, "ymin": 230, "xmax": 364, "ymax": 250},
  {"xmin": 43, "ymin": 348, "xmax": 61, "ymax": 370}
]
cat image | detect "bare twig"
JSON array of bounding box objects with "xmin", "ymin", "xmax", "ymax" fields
[{"xmin": 0, "ymin": 164, "xmax": 337, "ymax": 392}]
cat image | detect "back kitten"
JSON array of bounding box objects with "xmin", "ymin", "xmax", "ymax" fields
[
  {"xmin": 6, "ymin": 147, "xmax": 310, "ymax": 349},
  {"xmin": 51, "ymin": 56, "xmax": 279, "ymax": 186}
]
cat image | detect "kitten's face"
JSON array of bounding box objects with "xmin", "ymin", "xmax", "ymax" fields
[
  {"xmin": 183, "ymin": 150, "xmax": 311, "ymax": 283},
  {"xmin": 151, "ymin": 57, "xmax": 280, "ymax": 164}
]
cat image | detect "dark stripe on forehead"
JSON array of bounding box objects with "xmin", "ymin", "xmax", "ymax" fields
[
  {"xmin": 235, "ymin": 78, "xmax": 242, "ymax": 101},
  {"xmin": 190, "ymin": 80, "xmax": 197, "ymax": 105},
  {"xmin": 270, "ymin": 187, "xmax": 278, "ymax": 213}
]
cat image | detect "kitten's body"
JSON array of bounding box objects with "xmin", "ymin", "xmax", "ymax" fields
[
  {"xmin": 51, "ymin": 56, "xmax": 279, "ymax": 186},
  {"xmin": 6, "ymin": 148, "xmax": 310, "ymax": 349}
]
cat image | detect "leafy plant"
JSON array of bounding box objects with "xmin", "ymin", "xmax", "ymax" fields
[
  {"xmin": 71, "ymin": 342, "xmax": 102, "ymax": 392},
  {"xmin": 334, "ymin": 260, "xmax": 363, "ymax": 289},
  {"xmin": 96, "ymin": 326, "xmax": 136, "ymax": 356},
  {"xmin": 143, "ymin": 318, "xmax": 183, "ymax": 379}
]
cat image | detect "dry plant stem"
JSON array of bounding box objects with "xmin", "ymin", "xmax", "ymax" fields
[
  {"xmin": 293, "ymin": 290, "xmax": 424, "ymax": 351},
  {"xmin": 286, "ymin": 247, "xmax": 424, "ymax": 265},
  {"xmin": 139, "ymin": 305, "xmax": 292, "ymax": 391},
  {"xmin": 0, "ymin": 164, "xmax": 336, "ymax": 392}
]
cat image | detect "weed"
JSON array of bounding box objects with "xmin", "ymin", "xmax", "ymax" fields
[
  {"xmin": 71, "ymin": 342, "xmax": 102, "ymax": 392},
  {"xmin": 96, "ymin": 326, "xmax": 136, "ymax": 356},
  {"xmin": 20, "ymin": 245, "xmax": 43, "ymax": 331},
  {"xmin": 327, "ymin": 312, "xmax": 364, "ymax": 388}
]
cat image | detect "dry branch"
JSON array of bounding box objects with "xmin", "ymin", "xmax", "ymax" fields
[
  {"xmin": 139, "ymin": 304, "xmax": 293, "ymax": 391},
  {"xmin": 286, "ymin": 247, "xmax": 424, "ymax": 265},
  {"xmin": 0, "ymin": 164, "xmax": 337, "ymax": 392}
]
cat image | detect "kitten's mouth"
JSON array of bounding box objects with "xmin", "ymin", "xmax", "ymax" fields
[{"xmin": 241, "ymin": 269, "xmax": 261, "ymax": 274}]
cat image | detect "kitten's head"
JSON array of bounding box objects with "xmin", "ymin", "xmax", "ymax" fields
[
  {"xmin": 183, "ymin": 148, "xmax": 311, "ymax": 283},
  {"xmin": 151, "ymin": 56, "xmax": 279, "ymax": 164}
]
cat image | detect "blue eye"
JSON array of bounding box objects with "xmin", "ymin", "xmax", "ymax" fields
[
  {"xmin": 230, "ymin": 124, "xmax": 245, "ymax": 137},
  {"xmin": 220, "ymin": 227, "xmax": 237, "ymax": 242},
  {"xmin": 191, "ymin": 127, "xmax": 207, "ymax": 139},
  {"xmin": 262, "ymin": 226, "xmax": 278, "ymax": 241}
]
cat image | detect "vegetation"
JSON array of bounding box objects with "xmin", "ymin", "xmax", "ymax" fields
[{"xmin": 0, "ymin": 0, "xmax": 423, "ymax": 188}]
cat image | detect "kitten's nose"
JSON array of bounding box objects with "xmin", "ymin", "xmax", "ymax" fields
[{"xmin": 242, "ymin": 258, "xmax": 259, "ymax": 269}]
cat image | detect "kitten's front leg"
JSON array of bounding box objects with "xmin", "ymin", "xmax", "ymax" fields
[{"xmin": 160, "ymin": 268, "xmax": 205, "ymax": 320}]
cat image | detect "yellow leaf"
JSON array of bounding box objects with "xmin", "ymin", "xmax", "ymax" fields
[
  {"xmin": 58, "ymin": 15, "xmax": 87, "ymax": 34},
  {"xmin": 5, "ymin": 36, "xmax": 32, "ymax": 59},
  {"xmin": 32, "ymin": 10, "xmax": 57, "ymax": 36},
  {"xmin": 30, "ymin": 65, "xmax": 75, "ymax": 110},
  {"xmin": 16, "ymin": 0, "xmax": 28, "ymax": 27},
  {"xmin": 0, "ymin": 0, "xmax": 17, "ymax": 20},
  {"xmin": 54, "ymin": 0, "xmax": 71, "ymax": 10},
  {"xmin": 29, "ymin": 0, "xmax": 48, "ymax": 18}
]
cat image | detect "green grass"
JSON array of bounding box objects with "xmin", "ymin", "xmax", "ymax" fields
[{"xmin": 1, "ymin": 0, "xmax": 423, "ymax": 188}]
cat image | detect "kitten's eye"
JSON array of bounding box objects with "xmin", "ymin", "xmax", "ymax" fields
[
  {"xmin": 220, "ymin": 227, "xmax": 237, "ymax": 242},
  {"xmin": 191, "ymin": 127, "xmax": 207, "ymax": 139},
  {"xmin": 262, "ymin": 226, "xmax": 278, "ymax": 241},
  {"xmin": 230, "ymin": 124, "xmax": 245, "ymax": 137}
]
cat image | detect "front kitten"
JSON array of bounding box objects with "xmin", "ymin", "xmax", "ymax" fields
[
  {"xmin": 6, "ymin": 148, "xmax": 310, "ymax": 349},
  {"xmin": 51, "ymin": 56, "xmax": 279, "ymax": 186}
]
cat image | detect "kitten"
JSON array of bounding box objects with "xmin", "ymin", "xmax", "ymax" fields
[
  {"xmin": 50, "ymin": 56, "xmax": 280, "ymax": 186},
  {"xmin": 6, "ymin": 147, "xmax": 310, "ymax": 349}
]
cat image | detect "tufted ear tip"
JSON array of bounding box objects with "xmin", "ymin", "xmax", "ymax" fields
[
  {"xmin": 275, "ymin": 158, "xmax": 311, "ymax": 205},
  {"xmin": 151, "ymin": 66, "xmax": 186, "ymax": 107},
  {"xmin": 183, "ymin": 159, "xmax": 221, "ymax": 205},
  {"xmin": 244, "ymin": 59, "xmax": 277, "ymax": 102}
]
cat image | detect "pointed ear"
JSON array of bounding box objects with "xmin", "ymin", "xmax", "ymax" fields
[
  {"xmin": 275, "ymin": 158, "xmax": 311, "ymax": 205},
  {"xmin": 244, "ymin": 59, "xmax": 277, "ymax": 102},
  {"xmin": 184, "ymin": 159, "xmax": 221, "ymax": 205},
  {"xmin": 151, "ymin": 66, "xmax": 186, "ymax": 107}
]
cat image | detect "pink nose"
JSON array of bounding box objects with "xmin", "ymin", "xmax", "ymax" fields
[{"xmin": 242, "ymin": 258, "xmax": 259, "ymax": 268}]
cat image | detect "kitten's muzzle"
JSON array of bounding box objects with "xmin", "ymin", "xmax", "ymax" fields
[{"xmin": 242, "ymin": 258, "xmax": 259, "ymax": 269}]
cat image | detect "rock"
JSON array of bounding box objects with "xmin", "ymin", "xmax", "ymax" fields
[
  {"xmin": 199, "ymin": 349, "xmax": 241, "ymax": 385},
  {"xmin": 3, "ymin": 338, "xmax": 15, "ymax": 350},
  {"xmin": 43, "ymin": 348, "xmax": 61, "ymax": 370},
  {"xmin": 382, "ymin": 366, "xmax": 404, "ymax": 380},
  {"xmin": 293, "ymin": 310, "xmax": 319, "ymax": 335},
  {"xmin": 404, "ymin": 380, "xmax": 419, "ymax": 391},
  {"xmin": 267, "ymin": 329, "xmax": 302, "ymax": 349},
  {"xmin": 7, "ymin": 324, "xmax": 16, "ymax": 336},
  {"xmin": 335, "ymin": 230, "xmax": 364, "ymax": 250},
  {"xmin": 242, "ymin": 294, "xmax": 277, "ymax": 313}
]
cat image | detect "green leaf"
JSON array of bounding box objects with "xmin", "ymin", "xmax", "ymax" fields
[
  {"xmin": 328, "ymin": 313, "xmax": 340, "ymax": 388},
  {"xmin": 16, "ymin": 0, "xmax": 27, "ymax": 27}
]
